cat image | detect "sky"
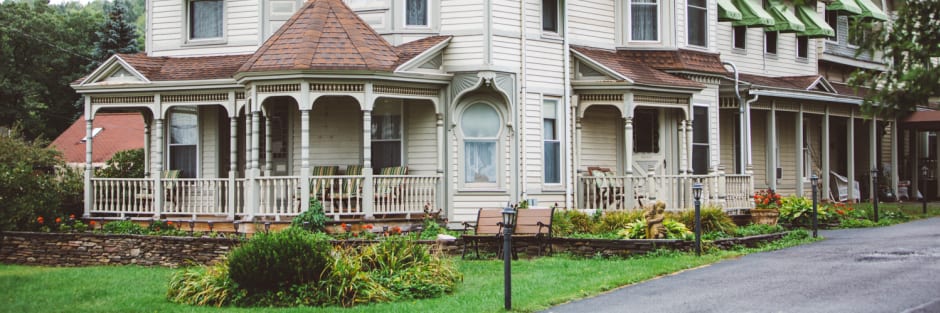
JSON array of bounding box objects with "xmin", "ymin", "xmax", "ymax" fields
[{"xmin": 48, "ymin": 0, "xmax": 95, "ymax": 5}]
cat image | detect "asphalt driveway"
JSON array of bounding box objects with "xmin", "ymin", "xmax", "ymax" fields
[{"xmin": 543, "ymin": 217, "xmax": 940, "ymax": 313}]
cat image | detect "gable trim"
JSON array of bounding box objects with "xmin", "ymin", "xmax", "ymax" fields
[
  {"xmin": 570, "ymin": 49, "xmax": 632, "ymax": 83},
  {"xmin": 807, "ymin": 76, "xmax": 836, "ymax": 94},
  {"xmin": 395, "ymin": 37, "xmax": 452, "ymax": 73},
  {"xmin": 80, "ymin": 55, "xmax": 151, "ymax": 85}
]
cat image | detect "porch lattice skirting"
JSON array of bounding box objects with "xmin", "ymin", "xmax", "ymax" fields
[
  {"xmin": 89, "ymin": 175, "xmax": 442, "ymax": 221},
  {"xmin": 577, "ymin": 173, "xmax": 754, "ymax": 211}
]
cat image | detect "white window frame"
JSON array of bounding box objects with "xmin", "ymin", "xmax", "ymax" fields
[
  {"xmin": 796, "ymin": 36, "xmax": 809, "ymax": 60},
  {"xmin": 403, "ymin": 0, "xmax": 430, "ymax": 28},
  {"xmin": 542, "ymin": 97, "xmax": 563, "ymax": 186},
  {"xmin": 167, "ymin": 106, "xmax": 200, "ymax": 178},
  {"xmin": 185, "ymin": 0, "xmax": 226, "ymax": 44},
  {"xmin": 541, "ymin": 0, "xmax": 563, "ymax": 36},
  {"xmin": 765, "ymin": 31, "xmax": 778, "ymax": 55},
  {"xmin": 627, "ymin": 0, "xmax": 661, "ymax": 43},
  {"xmin": 732, "ymin": 25, "xmax": 747, "ymax": 51},
  {"xmin": 371, "ymin": 101, "xmax": 404, "ymax": 171},
  {"xmin": 824, "ymin": 10, "xmax": 839, "ymax": 44},
  {"xmin": 459, "ymin": 102, "xmax": 503, "ymax": 190},
  {"xmin": 691, "ymin": 105, "xmax": 710, "ymax": 175},
  {"xmin": 686, "ymin": 0, "xmax": 708, "ymax": 48}
]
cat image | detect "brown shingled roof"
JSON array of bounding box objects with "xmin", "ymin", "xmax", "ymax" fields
[
  {"xmin": 572, "ymin": 46, "xmax": 705, "ymax": 89},
  {"xmin": 49, "ymin": 113, "xmax": 144, "ymax": 164},
  {"xmin": 617, "ymin": 49, "xmax": 728, "ymax": 75},
  {"xmin": 239, "ymin": 0, "xmax": 400, "ymax": 73},
  {"xmin": 830, "ymin": 82, "xmax": 870, "ymax": 98},
  {"xmin": 116, "ymin": 53, "xmax": 252, "ymax": 81},
  {"xmin": 737, "ymin": 74, "xmax": 847, "ymax": 95},
  {"xmin": 395, "ymin": 36, "xmax": 451, "ymax": 67}
]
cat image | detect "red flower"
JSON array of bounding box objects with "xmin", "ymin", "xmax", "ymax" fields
[
  {"xmin": 167, "ymin": 221, "xmax": 173, "ymax": 225},
  {"xmin": 55, "ymin": 217, "xmax": 62, "ymax": 224},
  {"xmin": 340, "ymin": 223, "xmax": 347, "ymax": 230},
  {"xmin": 37, "ymin": 217, "xmax": 44, "ymax": 224},
  {"xmin": 836, "ymin": 209, "xmax": 845, "ymax": 215},
  {"xmin": 352, "ymin": 232, "xmax": 359, "ymax": 237},
  {"xmin": 89, "ymin": 221, "xmax": 97, "ymax": 226},
  {"xmin": 391, "ymin": 226, "xmax": 402, "ymax": 234},
  {"xmin": 365, "ymin": 224, "xmax": 374, "ymax": 230},
  {"xmin": 69, "ymin": 214, "xmax": 75, "ymax": 220}
]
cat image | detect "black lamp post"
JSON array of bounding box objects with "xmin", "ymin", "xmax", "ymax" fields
[
  {"xmin": 922, "ymin": 165, "xmax": 929, "ymax": 215},
  {"xmin": 691, "ymin": 182, "xmax": 703, "ymax": 256},
  {"xmin": 871, "ymin": 168, "xmax": 879, "ymax": 223},
  {"xmin": 811, "ymin": 174, "xmax": 819, "ymax": 238},
  {"xmin": 501, "ymin": 204, "xmax": 516, "ymax": 310}
]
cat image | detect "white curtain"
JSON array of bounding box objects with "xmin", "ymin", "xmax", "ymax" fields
[
  {"xmin": 462, "ymin": 103, "xmax": 500, "ymax": 183},
  {"xmin": 406, "ymin": 0, "xmax": 427, "ymax": 26},
  {"xmin": 631, "ymin": 0, "xmax": 658, "ymax": 41},
  {"xmin": 543, "ymin": 101, "xmax": 560, "ymax": 183},
  {"xmin": 190, "ymin": 0, "xmax": 223, "ymax": 39}
]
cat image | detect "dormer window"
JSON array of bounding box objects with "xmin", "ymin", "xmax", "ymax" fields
[
  {"xmin": 405, "ymin": 0, "xmax": 428, "ymax": 27},
  {"xmin": 629, "ymin": 0, "xmax": 659, "ymax": 41},
  {"xmin": 188, "ymin": 0, "xmax": 223, "ymax": 41}
]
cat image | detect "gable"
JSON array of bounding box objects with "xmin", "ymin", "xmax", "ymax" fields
[
  {"xmin": 575, "ymin": 60, "xmax": 618, "ymax": 81},
  {"xmin": 80, "ymin": 55, "xmax": 151, "ymax": 86}
]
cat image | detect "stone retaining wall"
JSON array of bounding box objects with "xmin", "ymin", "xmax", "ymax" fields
[{"xmin": 0, "ymin": 231, "xmax": 789, "ymax": 267}]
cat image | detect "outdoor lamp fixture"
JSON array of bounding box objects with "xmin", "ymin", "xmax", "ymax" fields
[
  {"xmin": 922, "ymin": 165, "xmax": 929, "ymax": 214},
  {"xmin": 501, "ymin": 203, "xmax": 516, "ymax": 310},
  {"xmin": 691, "ymin": 183, "xmax": 703, "ymax": 256},
  {"xmin": 233, "ymin": 221, "xmax": 240, "ymax": 235},
  {"xmin": 264, "ymin": 221, "xmax": 271, "ymax": 233},
  {"xmin": 811, "ymin": 174, "xmax": 819, "ymax": 238},
  {"xmin": 871, "ymin": 168, "xmax": 879, "ymax": 223},
  {"xmin": 188, "ymin": 220, "xmax": 196, "ymax": 235}
]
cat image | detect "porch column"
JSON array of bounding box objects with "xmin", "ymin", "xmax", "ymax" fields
[
  {"xmin": 153, "ymin": 118, "xmax": 165, "ymax": 218},
  {"xmin": 83, "ymin": 109, "xmax": 94, "ymax": 218},
  {"xmin": 870, "ymin": 117, "xmax": 878, "ymax": 199},
  {"xmin": 768, "ymin": 108, "xmax": 777, "ymax": 191},
  {"xmin": 436, "ymin": 113, "xmax": 445, "ymax": 211},
  {"xmin": 847, "ymin": 112, "xmax": 856, "ymax": 202},
  {"xmin": 678, "ymin": 120, "xmax": 687, "ymax": 174},
  {"xmin": 228, "ymin": 115, "xmax": 238, "ymax": 220},
  {"xmin": 623, "ymin": 116, "xmax": 635, "ymax": 202},
  {"xmin": 890, "ymin": 119, "xmax": 899, "ymax": 198},
  {"xmin": 822, "ymin": 107, "xmax": 831, "ymax": 201},
  {"xmin": 249, "ymin": 104, "xmax": 261, "ymax": 219},
  {"xmin": 686, "ymin": 119, "xmax": 693, "ymax": 176},
  {"xmin": 362, "ymin": 109, "xmax": 374, "ymax": 219},
  {"xmin": 143, "ymin": 121, "xmax": 150, "ymax": 177},
  {"xmin": 575, "ymin": 116, "xmax": 583, "ymax": 208},
  {"xmin": 300, "ymin": 109, "xmax": 311, "ymax": 213},
  {"xmin": 264, "ymin": 111, "xmax": 272, "ymax": 176},
  {"xmin": 796, "ymin": 107, "xmax": 804, "ymax": 196}
]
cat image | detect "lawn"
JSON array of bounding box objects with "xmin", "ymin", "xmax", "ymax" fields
[{"xmin": 0, "ymin": 232, "xmax": 816, "ymax": 313}]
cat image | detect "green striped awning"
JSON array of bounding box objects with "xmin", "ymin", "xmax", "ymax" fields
[
  {"xmin": 826, "ymin": 0, "xmax": 862, "ymax": 15},
  {"xmin": 731, "ymin": 0, "xmax": 775, "ymax": 27},
  {"xmin": 796, "ymin": 5, "xmax": 834, "ymax": 38},
  {"xmin": 718, "ymin": 0, "xmax": 743, "ymax": 22},
  {"xmin": 765, "ymin": 1, "xmax": 806, "ymax": 33},
  {"xmin": 855, "ymin": 0, "xmax": 888, "ymax": 21}
]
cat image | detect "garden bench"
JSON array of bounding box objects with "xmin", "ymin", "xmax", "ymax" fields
[
  {"xmin": 461, "ymin": 208, "xmax": 506, "ymax": 259},
  {"xmin": 510, "ymin": 207, "xmax": 555, "ymax": 257}
]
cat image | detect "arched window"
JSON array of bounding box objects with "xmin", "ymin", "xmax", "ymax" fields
[{"xmin": 461, "ymin": 103, "xmax": 500, "ymax": 184}]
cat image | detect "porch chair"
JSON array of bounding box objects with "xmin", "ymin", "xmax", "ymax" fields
[
  {"xmin": 461, "ymin": 208, "xmax": 506, "ymax": 259},
  {"xmin": 134, "ymin": 169, "xmax": 181, "ymax": 205},
  {"xmin": 586, "ymin": 167, "xmax": 623, "ymax": 209},
  {"xmin": 310, "ymin": 166, "xmax": 338, "ymax": 200},
  {"xmin": 375, "ymin": 166, "xmax": 408, "ymax": 200},
  {"xmin": 327, "ymin": 165, "xmax": 363, "ymax": 213},
  {"xmin": 510, "ymin": 207, "xmax": 555, "ymax": 258}
]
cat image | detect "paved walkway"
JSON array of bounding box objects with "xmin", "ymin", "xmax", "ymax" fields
[{"xmin": 543, "ymin": 217, "xmax": 940, "ymax": 313}]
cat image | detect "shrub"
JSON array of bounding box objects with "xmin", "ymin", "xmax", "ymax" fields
[
  {"xmin": 733, "ymin": 223, "xmax": 785, "ymax": 237},
  {"xmin": 0, "ymin": 132, "xmax": 81, "ymax": 232},
  {"xmin": 779, "ymin": 195, "xmax": 814, "ymax": 225},
  {"xmin": 672, "ymin": 206, "xmax": 736, "ymax": 235},
  {"xmin": 167, "ymin": 261, "xmax": 243, "ymax": 307},
  {"xmin": 361, "ymin": 237, "xmax": 461, "ymax": 300},
  {"xmin": 595, "ymin": 210, "xmax": 645, "ymax": 234},
  {"xmin": 551, "ymin": 210, "xmax": 594, "ymax": 236},
  {"xmin": 101, "ymin": 220, "xmax": 147, "ymax": 234},
  {"xmin": 227, "ymin": 228, "xmax": 332, "ymax": 293},
  {"xmin": 321, "ymin": 247, "xmax": 391, "ymax": 307},
  {"xmin": 291, "ymin": 198, "xmax": 328, "ymax": 233},
  {"xmin": 616, "ymin": 218, "xmax": 691, "ymax": 240},
  {"xmin": 95, "ymin": 148, "xmax": 145, "ymax": 178}
]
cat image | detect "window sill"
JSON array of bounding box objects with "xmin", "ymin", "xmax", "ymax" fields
[
  {"xmin": 456, "ymin": 188, "xmax": 508, "ymax": 194},
  {"xmin": 764, "ymin": 53, "xmax": 778, "ymax": 59},
  {"xmin": 796, "ymin": 57, "xmax": 809, "ymax": 63},
  {"xmin": 732, "ymin": 47, "xmax": 747, "ymax": 55},
  {"xmin": 540, "ymin": 32, "xmax": 564, "ymax": 42},
  {"xmin": 183, "ymin": 38, "xmax": 228, "ymax": 47}
]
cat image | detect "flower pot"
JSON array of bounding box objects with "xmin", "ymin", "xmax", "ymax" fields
[{"xmin": 750, "ymin": 209, "xmax": 780, "ymax": 226}]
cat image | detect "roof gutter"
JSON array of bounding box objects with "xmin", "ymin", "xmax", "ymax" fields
[{"xmin": 748, "ymin": 88, "xmax": 863, "ymax": 105}]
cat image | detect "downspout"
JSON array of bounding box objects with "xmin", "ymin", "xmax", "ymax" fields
[
  {"xmin": 519, "ymin": 0, "xmax": 528, "ymax": 203},
  {"xmin": 562, "ymin": 0, "xmax": 572, "ymax": 209}
]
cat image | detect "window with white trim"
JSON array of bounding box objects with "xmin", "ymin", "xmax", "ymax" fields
[
  {"xmin": 687, "ymin": 0, "xmax": 707, "ymax": 47},
  {"xmin": 461, "ymin": 103, "xmax": 500, "ymax": 184},
  {"xmin": 169, "ymin": 106, "xmax": 198, "ymax": 178},
  {"xmin": 824, "ymin": 10, "xmax": 838, "ymax": 42},
  {"xmin": 371, "ymin": 101, "xmax": 402, "ymax": 171},
  {"xmin": 542, "ymin": 0, "xmax": 561, "ymax": 34},
  {"xmin": 629, "ymin": 0, "xmax": 659, "ymax": 41},
  {"xmin": 765, "ymin": 31, "xmax": 778, "ymax": 54},
  {"xmin": 405, "ymin": 0, "xmax": 428, "ymax": 27},
  {"xmin": 188, "ymin": 0, "xmax": 223, "ymax": 41},
  {"xmin": 543, "ymin": 99, "xmax": 561, "ymax": 184},
  {"xmin": 634, "ymin": 108, "xmax": 659, "ymax": 153},
  {"xmin": 733, "ymin": 26, "xmax": 747, "ymax": 50},
  {"xmin": 797, "ymin": 36, "xmax": 808, "ymax": 58},
  {"xmin": 692, "ymin": 106, "xmax": 709, "ymax": 175}
]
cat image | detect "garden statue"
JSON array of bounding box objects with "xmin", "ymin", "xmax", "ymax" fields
[{"xmin": 644, "ymin": 201, "xmax": 666, "ymax": 239}]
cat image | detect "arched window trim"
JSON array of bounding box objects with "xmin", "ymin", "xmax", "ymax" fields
[{"xmin": 458, "ymin": 101, "xmax": 504, "ymax": 189}]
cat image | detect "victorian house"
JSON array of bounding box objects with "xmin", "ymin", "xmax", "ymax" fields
[{"xmin": 73, "ymin": 0, "xmax": 934, "ymax": 225}]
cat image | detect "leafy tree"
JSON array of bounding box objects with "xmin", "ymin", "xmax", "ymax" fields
[
  {"xmin": 0, "ymin": 1, "xmax": 100, "ymax": 140},
  {"xmin": 849, "ymin": 1, "xmax": 940, "ymax": 116},
  {"xmin": 96, "ymin": 148, "xmax": 145, "ymax": 178},
  {"xmin": 88, "ymin": 0, "xmax": 140, "ymax": 70}
]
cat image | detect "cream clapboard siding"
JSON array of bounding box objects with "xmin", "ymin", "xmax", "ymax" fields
[
  {"xmin": 776, "ymin": 112, "xmax": 798, "ymax": 195},
  {"xmin": 309, "ymin": 99, "xmax": 362, "ymax": 167},
  {"xmin": 524, "ymin": 93, "xmax": 542, "ymax": 190},
  {"xmin": 405, "ymin": 101, "xmax": 438, "ymax": 175},
  {"xmin": 718, "ymin": 111, "xmax": 735, "ymax": 174},
  {"xmin": 150, "ymin": 0, "xmax": 260, "ymax": 57},
  {"xmin": 200, "ymin": 106, "xmax": 219, "ymax": 178},
  {"xmin": 493, "ymin": 36, "xmax": 522, "ymax": 70},
  {"xmin": 715, "ymin": 0, "xmax": 819, "ymax": 76},
  {"xmin": 567, "ymin": 0, "xmax": 616, "ymax": 48},
  {"xmin": 492, "ymin": 0, "xmax": 520, "ymax": 32},
  {"xmin": 750, "ymin": 111, "xmax": 768, "ymax": 188},
  {"xmin": 440, "ymin": 0, "xmax": 484, "ymax": 68},
  {"xmin": 525, "ymin": 39, "xmax": 565, "ymax": 91},
  {"xmin": 580, "ymin": 105, "xmax": 620, "ymax": 173},
  {"xmin": 448, "ymin": 101, "xmax": 513, "ymax": 223}
]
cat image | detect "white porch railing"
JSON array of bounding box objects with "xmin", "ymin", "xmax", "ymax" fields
[
  {"xmin": 312, "ymin": 175, "xmax": 363, "ymax": 219},
  {"xmin": 257, "ymin": 176, "xmax": 302, "ymax": 220},
  {"xmin": 91, "ymin": 178, "xmax": 154, "ymax": 217},
  {"xmin": 163, "ymin": 178, "xmax": 234, "ymax": 217},
  {"xmin": 373, "ymin": 175, "xmax": 441, "ymax": 218},
  {"xmin": 579, "ymin": 174, "xmax": 753, "ymax": 211}
]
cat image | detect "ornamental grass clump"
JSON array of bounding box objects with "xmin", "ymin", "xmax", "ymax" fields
[{"xmin": 672, "ymin": 206, "xmax": 737, "ymax": 235}]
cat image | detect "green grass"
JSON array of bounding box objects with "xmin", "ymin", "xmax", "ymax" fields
[{"xmin": 0, "ymin": 233, "xmax": 818, "ymax": 313}]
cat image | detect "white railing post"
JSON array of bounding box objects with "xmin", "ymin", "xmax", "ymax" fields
[
  {"xmin": 363, "ymin": 170, "xmax": 374, "ymax": 219},
  {"xmin": 153, "ymin": 118, "xmax": 164, "ymax": 219},
  {"xmin": 718, "ymin": 165, "xmax": 728, "ymax": 209}
]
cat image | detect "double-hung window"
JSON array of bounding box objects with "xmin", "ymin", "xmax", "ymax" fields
[
  {"xmin": 169, "ymin": 107, "xmax": 198, "ymax": 178},
  {"xmin": 543, "ymin": 99, "xmax": 561, "ymax": 184},
  {"xmin": 687, "ymin": 0, "xmax": 707, "ymax": 47},
  {"xmin": 371, "ymin": 102, "xmax": 402, "ymax": 171},
  {"xmin": 462, "ymin": 103, "xmax": 500, "ymax": 184},
  {"xmin": 634, "ymin": 108, "xmax": 659, "ymax": 153},
  {"xmin": 692, "ymin": 106, "xmax": 709, "ymax": 175},
  {"xmin": 797, "ymin": 36, "xmax": 808, "ymax": 58},
  {"xmin": 630, "ymin": 0, "xmax": 659, "ymax": 41},
  {"xmin": 188, "ymin": 0, "xmax": 223, "ymax": 41},
  {"xmin": 765, "ymin": 31, "xmax": 778, "ymax": 54},
  {"xmin": 542, "ymin": 0, "xmax": 560, "ymax": 34},
  {"xmin": 405, "ymin": 0, "xmax": 428, "ymax": 27},
  {"xmin": 733, "ymin": 26, "xmax": 747, "ymax": 50}
]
